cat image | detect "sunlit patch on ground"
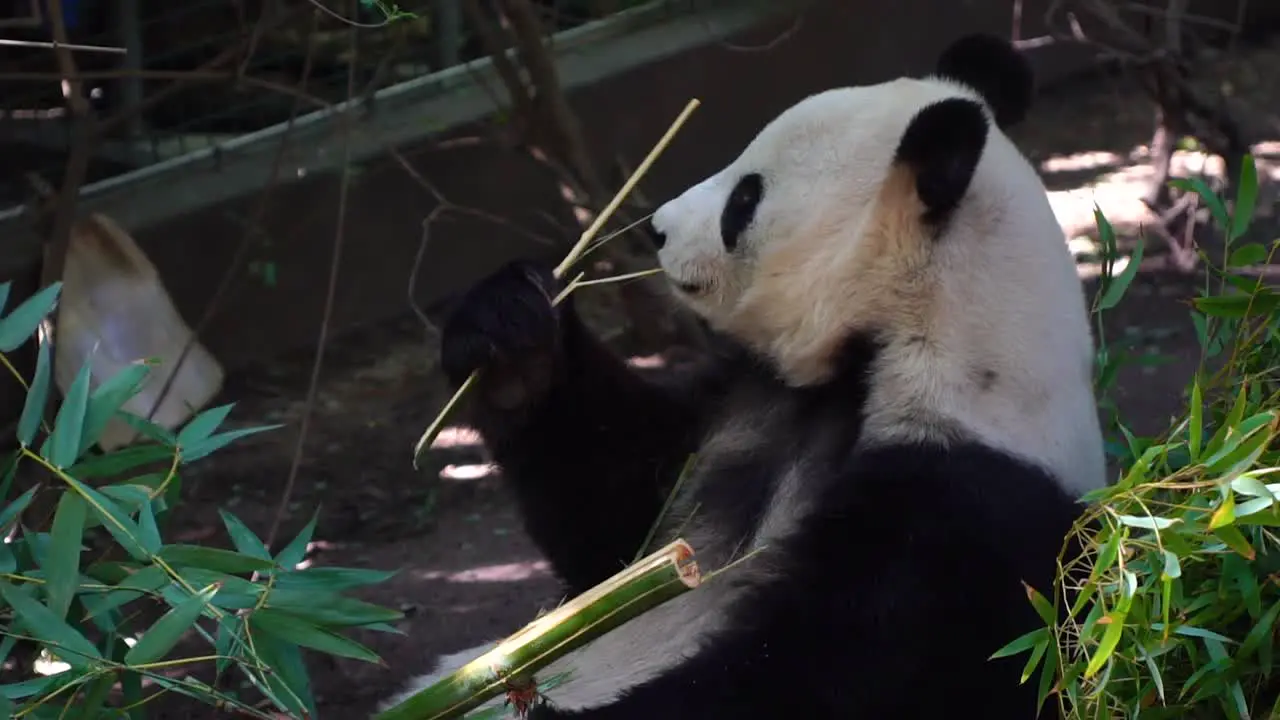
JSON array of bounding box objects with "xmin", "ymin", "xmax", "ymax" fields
[
  {"xmin": 1042, "ymin": 142, "xmax": 1280, "ymax": 280},
  {"xmin": 627, "ymin": 353, "xmax": 667, "ymax": 368},
  {"xmin": 431, "ymin": 425, "xmax": 484, "ymax": 450},
  {"xmin": 440, "ymin": 463, "xmax": 500, "ymax": 482},
  {"xmin": 1046, "ymin": 141, "xmax": 1280, "ymax": 242},
  {"xmin": 416, "ymin": 559, "xmax": 552, "ymax": 583}
]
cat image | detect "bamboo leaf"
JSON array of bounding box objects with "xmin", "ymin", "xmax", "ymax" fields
[
  {"xmin": 1237, "ymin": 496, "xmax": 1275, "ymax": 518},
  {"xmin": 0, "ymin": 282, "xmax": 61, "ymax": 352},
  {"xmin": 1020, "ymin": 637, "xmax": 1048, "ymax": 684},
  {"xmin": 1214, "ymin": 524, "xmax": 1256, "ymax": 560},
  {"xmin": 0, "ymin": 282, "xmax": 9, "ymax": 316},
  {"xmin": 252, "ymin": 631, "xmax": 316, "ymax": 718},
  {"xmin": 74, "ymin": 671, "xmax": 115, "ymax": 719},
  {"xmin": 214, "ymin": 616, "xmax": 239, "ymax": 676},
  {"xmin": 176, "ymin": 403, "xmax": 235, "ymax": 449},
  {"xmin": 1230, "ymin": 474, "xmax": 1275, "ymax": 498},
  {"xmin": 1023, "ymin": 582, "xmax": 1056, "ymax": 626},
  {"xmin": 158, "ymin": 545, "xmax": 277, "ymax": 574},
  {"xmin": 0, "ymin": 454, "xmax": 16, "ymax": 505},
  {"xmin": 1159, "ymin": 624, "xmax": 1236, "ymax": 643},
  {"xmin": 265, "ymin": 590, "xmax": 403, "ymax": 628},
  {"xmin": 0, "ymin": 487, "xmax": 37, "ymax": 532},
  {"xmin": 137, "ymin": 500, "xmax": 162, "ymax": 555},
  {"xmin": 1142, "ymin": 649, "xmax": 1166, "ymax": 704},
  {"xmin": 48, "ymin": 359, "xmax": 93, "ymax": 468},
  {"xmin": 1227, "ymin": 242, "xmax": 1268, "ymax": 267},
  {"xmin": 182, "ymin": 425, "xmax": 282, "ymax": 463},
  {"xmin": 0, "ymin": 674, "xmax": 70, "ymax": 700},
  {"xmin": 119, "ymin": 669, "xmax": 143, "ymax": 716},
  {"xmin": 1195, "ymin": 291, "xmax": 1280, "ymax": 319},
  {"xmin": 68, "ymin": 444, "xmax": 174, "ymax": 480},
  {"xmin": 79, "ymin": 361, "xmax": 151, "ymax": 455},
  {"xmin": 0, "ymin": 581, "xmax": 102, "ymax": 669},
  {"xmin": 1206, "ymin": 420, "xmax": 1275, "ymax": 479},
  {"xmin": 1036, "ymin": 640, "xmax": 1058, "ymax": 709},
  {"xmin": 116, "ymin": 411, "xmax": 178, "ymax": 446},
  {"xmin": 1085, "ymin": 610, "xmax": 1127, "ymax": 677},
  {"xmin": 80, "ymin": 565, "xmax": 169, "ymax": 621},
  {"xmin": 1231, "ymin": 154, "xmax": 1258, "ymax": 241},
  {"xmin": 17, "ymin": 333, "xmax": 51, "ymax": 447},
  {"xmin": 991, "ymin": 627, "xmax": 1045, "ymax": 660},
  {"xmin": 124, "ymin": 583, "xmax": 220, "ymax": 666},
  {"xmin": 218, "ymin": 510, "xmax": 270, "ymax": 561},
  {"xmin": 100, "ymin": 484, "xmax": 153, "ymax": 515},
  {"xmin": 1242, "ymin": 601, "xmax": 1280, "ymax": 667},
  {"xmin": 146, "ymin": 674, "xmax": 272, "ymax": 718},
  {"xmin": 250, "ymin": 608, "xmax": 383, "ymax": 663},
  {"xmin": 1115, "ymin": 514, "xmax": 1179, "ymax": 530},
  {"xmin": 275, "ymin": 512, "xmax": 319, "ymax": 570},
  {"xmin": 273, "ymin": 567, "xmax": 398, "ymax": 593},
  {"xmin": 60, "ymin": 474, "xmax": 149, "ymax": 562},
  {"xmin": 1169, "ymin": 176, "xmax": 1230, "ymax": 230},
  {"xmin": 44, "ymin": 493, "xmax": 87, "ymax": 620},
  {"xmin": 1098, "ymin": 233, "xmax": 1145, "ymax": 311},
  {"xmin": 1209, "ymin": 493, "xmax": 1237, "ymax": 530},
  {"xmin": 1189, "ymin": 379, "xmax": 1204, "ymax": 461}
]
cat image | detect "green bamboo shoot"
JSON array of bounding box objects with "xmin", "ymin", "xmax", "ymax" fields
[{"xmin": 374, "ymin": 540, "xmax": 701, "ymax": 720}]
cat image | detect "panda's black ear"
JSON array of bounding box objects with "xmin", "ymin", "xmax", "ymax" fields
[
  {"xmin": 935, "ymin": 33, "xmax": 1033, "ymax": 129},
  {"xmin": 893, "ymin": 97, "xmax": 988, "ymax": 226}
]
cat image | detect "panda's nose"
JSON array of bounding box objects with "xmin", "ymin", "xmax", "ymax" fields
[{"xmin": 647, "ymin": 216, "xmax": 667, "ymax": 250}]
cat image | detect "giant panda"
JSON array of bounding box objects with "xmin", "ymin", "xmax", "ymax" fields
[{"xmin": 381, "ymin": 33, "xmax": 1107, "ymax": 720}]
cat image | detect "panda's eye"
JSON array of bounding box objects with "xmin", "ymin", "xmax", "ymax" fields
[{"xmin": 721, "ymin": 173, "xmax": 764, "ymax": 252}]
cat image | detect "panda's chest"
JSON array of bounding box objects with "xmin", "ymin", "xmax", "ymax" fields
[{"xmin": 667, "ymin": 387, "xmax": 856, "ymax": 570}]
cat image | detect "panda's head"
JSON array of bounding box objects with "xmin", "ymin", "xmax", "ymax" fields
[{"xmin": 650, "ymin": 34, "xmax": 1061, "ymax": 389}]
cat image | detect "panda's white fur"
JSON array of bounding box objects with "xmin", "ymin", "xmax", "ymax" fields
[
  {"xmin": 384, "ymin": 34, "xmax": 1105, "ymax": 720},
  {"xmin": 653, "ymin": 76, "xmax": 1104, "ymax": 497}
]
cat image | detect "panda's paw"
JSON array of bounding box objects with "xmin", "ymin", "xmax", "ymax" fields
[{"xmin": 439, "ymin": 260, "xmax": 563, "ymax": 408}]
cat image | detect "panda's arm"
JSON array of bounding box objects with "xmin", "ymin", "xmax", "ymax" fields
[
  {"xmin": 528, "ymin": 443, "xmax": 1078, "ymax": 719},
  {"xmin": 472, "ymin": 300, "xmax": 726, "ymax": 597}
]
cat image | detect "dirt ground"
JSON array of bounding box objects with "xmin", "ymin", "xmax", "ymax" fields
[{"xmin": 142, "ymin": 42, "xmax": 1280, "ymax": 718}]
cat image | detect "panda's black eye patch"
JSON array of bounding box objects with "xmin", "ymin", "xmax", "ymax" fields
[{"xmin": 721, "ymin": 172, "xmax": 764, "ymax": 251}]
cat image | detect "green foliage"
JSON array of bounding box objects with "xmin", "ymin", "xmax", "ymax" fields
[
  {"xmin": 998, "ymin": 155, "xmax": 1280, "ymax": 718},
  {"xmin": 359, "ymin": 0, "xmax": 419, "ymax": 24},
  {"xmin": 0, "ymin": 284, "xmax": 403, "ymax": 717}
]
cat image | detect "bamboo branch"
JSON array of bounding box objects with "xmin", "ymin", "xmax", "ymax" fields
[
  {"xmin": 410, "ymin": 98, "xmax": 701, "ymax": 468},
  {"xmin": 373, "ymin": 540, "xmax": 701, "ymax": 720}
]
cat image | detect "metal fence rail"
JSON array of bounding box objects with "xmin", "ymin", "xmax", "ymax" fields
[
  {"xmin": 0, "ymin": 0, "xmax": 704, "ymax": 211},
  {"xmin": 0, "ymin": 0, "xmax": 780, "ymax": 279}
]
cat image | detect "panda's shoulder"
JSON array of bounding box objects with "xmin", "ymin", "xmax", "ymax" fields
[{"xmin": 792, "ymin": 439, "xmax": 1084, "ymax": 569}]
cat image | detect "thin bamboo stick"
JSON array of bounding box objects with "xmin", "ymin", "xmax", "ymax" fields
[{"xmin": 411, "ymin": 99, "xmax": 701, "ymax": 468}]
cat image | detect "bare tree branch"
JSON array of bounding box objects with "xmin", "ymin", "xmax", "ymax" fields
[{"xmin": 39, "ymin": 0, "xmax": 96, "ymax": 291}]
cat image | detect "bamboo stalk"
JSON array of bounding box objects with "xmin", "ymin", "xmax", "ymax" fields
[
  {"xmin": 411, "ymin": 98, "xmax": 702, "ymax": 468},
  {"xmin": 373, "ymin": 540, "xmax": 701, "ymax": 720}
]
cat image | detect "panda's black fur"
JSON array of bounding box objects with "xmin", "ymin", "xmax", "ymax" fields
[{"xmin": 399, "ymin": 34, "xmax": 1097, "ymax": 720}]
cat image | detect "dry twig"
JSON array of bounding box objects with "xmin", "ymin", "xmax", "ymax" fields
[{"xmin": 264, "ymin": 7, "xmax": 361, "ymax": 551}]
